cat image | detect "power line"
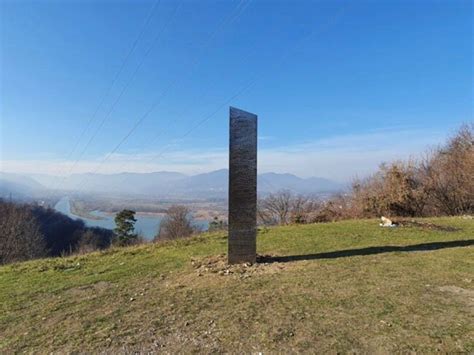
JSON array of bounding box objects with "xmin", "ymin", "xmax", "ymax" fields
[
  {"xmin": 90, "ymin": 0, "xmax": 252, "ymax": 173},
  {"xmin": 95, "ymin": 2, "xmax": 265, "ymax": 182},
  {"xmin": 98, "ymin": 3, "xmax": 351, "ymax": 192},
  {"xmin": 74, "ymin": 0, "xmax": 253, "ymax": 191},
  {"xmin": 118, "ymin": 0, "xmax": 259, "ymax": 160},
  {"xmin": 54, "ymin": 0, "xmax": 161, "ymax": 178},
  {"xmin": 71, "ymin": 1, "xmax": 350, "ymax": 198},
  {"xmin": 143, "ymin": 5, "xmax": 350, "ymax": 162},
  {"xmin": 42, "ymin": 0, "xmax": 171, "ymax": 225},
  {"xmin": 57, "ymin": 0, "xmax": 182, "ymax": 187}
]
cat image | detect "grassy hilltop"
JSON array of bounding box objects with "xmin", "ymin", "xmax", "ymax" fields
[{"xmin": 1, "ymin": 218, "xmax": 473, "ymax": 353}]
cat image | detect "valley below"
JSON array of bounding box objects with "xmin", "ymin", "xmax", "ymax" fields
[{"xmin": 54, "ymin": 196, "xmax": 212, "ymax": 240}]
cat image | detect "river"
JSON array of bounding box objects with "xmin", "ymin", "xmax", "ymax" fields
[{"xmin": 54, "ymin": 197, "xmax": 208, "ymax": 240}]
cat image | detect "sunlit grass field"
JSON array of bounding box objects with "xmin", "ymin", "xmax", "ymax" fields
[{"xmin": 1, "ymin": 217, "xmax": 473, "ymax": 352}]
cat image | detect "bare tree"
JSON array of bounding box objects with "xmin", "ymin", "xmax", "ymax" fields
[
  {"xmin": 76, "ymin": 228, "xmax": 114, "ymax": 254},
  {"xmin": 258, "ymin": 190, "xmax": 293, "ymax": 225},
  {"xmin": 156, "ymin": 205, "xmax": 195, "ymax": 241},
  {"xmin": 320, "ymin": 123, "xmax": 473, "ymax": 220},
  {"xmin": 422, "ymin": 124, "xmax": 474, "ymax": 215},
  {"xmin": 312, "ymin": 193, "xmax": 357, "ymax": 222},
  {"xmin": 258, "ymin": 125, "xmax": 473, "ymax": 224},
  {"xmin": 258, "ymin": 191, "xmax": 321, "ymax": 225},
  {"xmin": 343, "ymin": 159, "xmax": 429, "ymax": 218},
  {"xmin": 289, "ymin": 195, "xmax": 322, "ymax": 224},
  {"xmin": 0, "ymin": 201, "xmax": 47, "ymax": 264}
]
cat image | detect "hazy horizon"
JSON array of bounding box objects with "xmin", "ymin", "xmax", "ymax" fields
[
  {"xmin": 0, "ymin": 125, "xmax": 455, "ymax": 183},
  {"xmin": 1, "ymin": 0, "xmax": 472, "ymax": 183}
]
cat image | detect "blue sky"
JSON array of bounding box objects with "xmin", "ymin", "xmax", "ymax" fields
[{"xmin": 1, "ymin": 0, "xmax": 472, "ymax": 181}]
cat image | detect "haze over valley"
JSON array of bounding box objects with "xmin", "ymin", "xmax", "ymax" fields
[{"xmin": 0, "ymin": 169, "xmax": 342, "ymax": 200}]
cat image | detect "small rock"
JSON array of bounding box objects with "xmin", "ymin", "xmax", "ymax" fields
[{"xmin": 130, "ymin": 297, "xmax": 135, "ymax": 302}]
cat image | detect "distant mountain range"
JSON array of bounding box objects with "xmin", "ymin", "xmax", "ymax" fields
[
  {"xmin": 1, "ymin": 170, "xmax": 343, "ymax": 199},
  {"xmin": 0, "ymin": 172, "xmax": 47, "ymax": 200}
]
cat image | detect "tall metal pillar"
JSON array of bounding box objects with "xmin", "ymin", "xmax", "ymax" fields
[{"xmin": 228, "ymin": 106, "xmax": 257, "ymax": 264}]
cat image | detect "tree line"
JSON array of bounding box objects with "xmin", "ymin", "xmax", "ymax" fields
[
  {"xmin": 0, "ymin": 201, "xmax": 201, "ymax": 265},
  {"xmin": 258, "ymin": 124, "xmax": 473, "ymax": 225},
  {"xmin": 0, "ymin": 201, "xmax": 114, "ymax": 265}
]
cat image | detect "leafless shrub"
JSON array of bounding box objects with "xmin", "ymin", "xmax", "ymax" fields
[
  {"xmin": 311, "ymin": 194, "xmax": 358, "ymax": 222},
  {"xmin": 75, "ymin": 228, "xmax": 115, "ymax": 254},
  {"xmin": 322, "ymin": 123, "xmax": 473, "ymax": 220},
  {"xmin": 290, "ymin": 195, "xmax": 321, "ymax": 224},
  {"xmin": 257, "ymin": 124, "xmax": 472, "ymax": 224},
  {"xmin": 156, "ymin": 205, "xmax": 196, "ymax": 241},
  {"xmin": 349, "ymin": 160, "xmax": 428, "ymax": 218},
  {"xmin": 258, "ymin": 190, "xmax": 292, "ymax": 225},
  {"xmin": 258, "ymin": 190, "xmax": 321, "ymax": 225},
  {"xmin": 422, "ymin": 124, "xmax": 473, "ymax": 215}
]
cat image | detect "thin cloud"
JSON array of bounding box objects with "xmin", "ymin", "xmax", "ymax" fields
[
  {"xmin": 258, "ymin": 135, "xmax": 275, "ymax": 141},
  {"xmin": 0, "ymin": 128, "xmax": 445, "ymax": 182}
]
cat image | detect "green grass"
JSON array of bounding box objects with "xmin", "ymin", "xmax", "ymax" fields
[{"xmin": 1, "ymin": 217, "xmax": 473, "ymax": 352}]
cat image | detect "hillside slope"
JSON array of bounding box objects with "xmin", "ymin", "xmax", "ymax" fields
[{"xmin": 1, "ymin": 218, "xmax": 473, "ymax": 353}]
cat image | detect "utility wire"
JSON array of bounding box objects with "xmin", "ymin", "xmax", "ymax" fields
[
  {"xmin": 75, "ymin": 2, "xmax": 349, "ymax": 195},
  {"xmin": 57, "ymin": 0, "xmax": 182, "ymax": 189},
  {"xmin": 117, "ymin": 3, "xmax": 350, "ymax": 178},
  {"xmin": 88, "ymin": 0, "xmax": 251, "ymax": 174},
  {"xmin": 74, "ymin": 2, "xmax": 350, "ymax": 197},
  {"xmin": 42, "ymin": 0, "xmax": 168, "ymax": 223},
  {"xmin": 54, "ymin": 0, "xmax": 161, "ymax": 179},
  {"xmin": 74, "ymin": 0, "xmax": 252, "ymax": 192},
  {"xmin": 110, "ymin": 0, "xmax": 260, "ymax": 173}
]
